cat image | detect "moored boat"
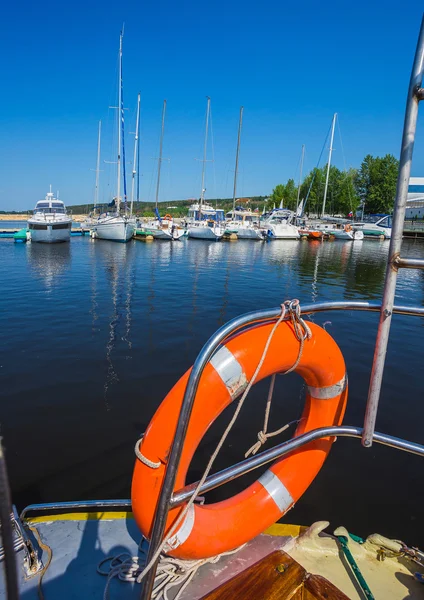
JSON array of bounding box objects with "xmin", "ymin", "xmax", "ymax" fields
[
  {"xmin": 327, "ymin": 224, "xmax": 364, "ymax": 240},
  {"xmin": 93, "ymin": 32, "xmax": 136, "ymax": 243},
  {"xmin": 261, "ymin": 208, "xmax": 300, "ymax": 239},
  {"xmin": 298, "ymin": 228, "xmax": 323, "ymax": 240},
  {"xmin": 139, "ymin": 213, "xmax": 185, "ymax": 240},
  {"xmin": 352, "ymin": 215, "xmax": 392, "ymax": 238},
  {"xmin": 27, "ymin": 190, "xmax": 72, "ymax": 243}
]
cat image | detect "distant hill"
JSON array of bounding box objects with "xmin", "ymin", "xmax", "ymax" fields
[{"xmin": 66, "ymin": 196, "xmax": 268, "ymax": 217}]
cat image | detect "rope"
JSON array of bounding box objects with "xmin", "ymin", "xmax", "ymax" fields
[
  {"xmin": 134, "ymin": 438, "xmax": 161, "ymax": 469},
  {"xmin": 28, "ymin": 525, "xmax": 53, "ymax": 600},
  {"xmin": 99, "ymin": 541, "xmax": 244, "ymax": 600},
  {"xmin": 245, "ymin": 299, "xmax": 312, "ymax": 457},
  {"xmin": 336, "ymin": 533, "xmax": 375, "ymax": 600}
]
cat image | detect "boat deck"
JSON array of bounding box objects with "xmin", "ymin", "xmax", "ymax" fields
[{"xmin": 6, "ymin": 513, "xmax": 293, "ymax": 600}]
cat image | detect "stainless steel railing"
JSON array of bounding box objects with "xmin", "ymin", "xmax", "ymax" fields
[{"xmin": 140, "ymin": 16, "xmax": 424, "ymax": 598}]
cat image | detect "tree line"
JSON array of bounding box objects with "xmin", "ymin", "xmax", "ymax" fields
[{"xmin": 268, "ymin": 154, "xmax": 399, "ymax": 216}]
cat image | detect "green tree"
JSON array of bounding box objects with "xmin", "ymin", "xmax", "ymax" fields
[
  {"xmin": 300, "ymin": 167, "xmax": 326, "ymax": 215},
  {"xmin": 268, "ymin": 184, "xmax": 285, "ymax": 209},
  {"xmin": 355, "ymin": 154, "xmax": 399, "ymax": 214},
  {"xmin": 283, "ymin": 178, "xmax": 297, "ymax": 210},
  {"xmin": 336, "ymin": 168, "xmax": 360, "ymax": 215}
]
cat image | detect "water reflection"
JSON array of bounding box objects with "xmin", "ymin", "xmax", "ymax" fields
[
  {"xmin": 27, "ymin": 242, "xmax": 71, "ymax": 290},
  {"xmin": 94, "ymin": 242, "xmax": 136, "ymax": 404}
]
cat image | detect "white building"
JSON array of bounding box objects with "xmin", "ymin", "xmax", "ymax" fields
[{"xmin": 406, "ymin": 177, "xmax": 424, "ymax": 218}]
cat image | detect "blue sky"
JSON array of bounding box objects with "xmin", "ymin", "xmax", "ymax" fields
[{"xmin": 1, "ymin": 1, "xmax": 423, "ymax": 210}]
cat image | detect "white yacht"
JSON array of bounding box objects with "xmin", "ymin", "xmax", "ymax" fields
[
  {"xmin": 187, "ymin": 202, "xmax": 225, "ymax": 240},
  {"xmin": 28, "ymin": 190, "xmax": 72, "ymax": 243},
  {"xmin": 352, "ymin": 215, "xmax": 392, "ymax": 239},
  {"xmin": 225, "ymin": 209, "xmax": 264, "ymax": 239},
  {"xmin": 261, "ymin": 209, "xmax": 300, "ymax": 239},
  {"xmin": 140, "ymin": 213, "xmax": 185, "ymax": 240}
]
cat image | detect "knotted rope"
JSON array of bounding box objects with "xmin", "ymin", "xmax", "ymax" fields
[{"xmin": 245, "ymin": 299, "xmax": 312, "ymax": 457}]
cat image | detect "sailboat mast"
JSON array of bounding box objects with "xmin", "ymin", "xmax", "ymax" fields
[
  {"xmin": 130, "ymin": 94, "xmax": 140, "ymax": 216},
  {"xmin": 155, "ymin": 99, "xmax": 166, "ymax": 210},
  {"xmin": 232, "ymin": 107, "xmax": 243, "ymax": 218},
  {"xmin": 322, "ymin": 113, "xmax": 336, "ymax": 217},
  {"xmin": 94, "ymin": 120, "xmax": 102, "ymax": 212},
  {"xmin": 200, "ymin": 97, "xmax": 210, "ymax": 213},
  {"xmin": 296, "ymin": 143, "xmax": 305, "ymax": 217},
  {"xmin": 116, "ymin": 32, "xmax": 123, "ymax": 213}
]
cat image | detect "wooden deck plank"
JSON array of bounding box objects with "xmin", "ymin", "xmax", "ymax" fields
[
  {"xmin": 199, "ymin": 551, "xmax": 305, "ymax": 600},
  {"xmin": 199, "ymin": 550, "xmax": 350, "ymax": 600}
]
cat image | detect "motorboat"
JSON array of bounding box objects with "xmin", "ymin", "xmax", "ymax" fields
[
  {"xmin": 225, "ymin": 209, "xmax": 264, "ymax": 240},
  {"xmin": 187, "ymin": 203, "xmax": 225, "ymax": 240},
  {"xmin": 261, "ymin": 208, "xmax": 300, "ymax": 239},
  {"xmin": 27, "ymin": 190, "xmax": 72, "ymax": 243},
  {"xmin": 138, "ymin": 213, "xmax": 185, "ymax": 240},
  {"xmin": 352, "ymin": 215, "xmax": 392, "ymax": 239}
]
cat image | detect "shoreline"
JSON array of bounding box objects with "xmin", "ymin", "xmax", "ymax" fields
[{"xmin": 0, "ymin": 214, "xmax": 88, "ymax": 222}]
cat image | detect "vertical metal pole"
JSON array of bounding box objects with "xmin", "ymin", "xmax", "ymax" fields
[
  {"xmin": 321, "ymin": 113, "xmax": 336, "ymax": 217},
  {"xmin": 131, "ymin": 94, "xmax": 141, "ymax": 217},
  {"xmin": 362, "ymin": 16, "xmax": 424, "ymax": 447},
  {"xmin": 94, "ymin": 120, "xmax": 101, "ymax": 212},
  {"xmin": 199, "ymin": 97, "xmax": 210, "ymax": 214},
  {"xmin": 155, "ymin": 100, "xmax": 166, "ymax": 211},
  {"xmin": 296, "ymin": 144, "xmax": 305, "ymax": 218},
  {"xmin": 0, "ymin": 440, "xmax": 19, "ymax": 600},
  {"xmin": 116, "ymin": 32, "xmax": 123, "ymax": 214},
  {"xmin": 232, "ymin": 107, "xmax": 244, "ymax": 218}
]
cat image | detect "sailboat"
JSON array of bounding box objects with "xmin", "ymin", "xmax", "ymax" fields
[
  {"xmin": 188, "ymin": 97, "xmax": 225, "ymax": 240},
  {"xmin": 92, "ymin": 32, "xmax": 135, "ymax": 243},
  {"xmin": 311, "ymin": 114, "xmax": 363, "ymax": 240},
  {"xmin": 224, "ymin": 107, "xmax": 264, "ymax": 240},
  {"xmin": 138, "ymin": 100, "xmax": 184, "ymax": 240}
]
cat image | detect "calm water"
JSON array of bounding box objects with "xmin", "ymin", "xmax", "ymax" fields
[{"xmin": 1, "ymin": 236, "xmax": 423, "ymax": 543}]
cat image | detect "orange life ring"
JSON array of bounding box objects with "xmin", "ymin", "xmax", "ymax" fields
[
  {"xmin": 132, "ymin": 320, "xmax": 347, "ymax": 560},
  {"xmin": 163, "ymin": 214, "xmax": 173, "ymax": 220}
]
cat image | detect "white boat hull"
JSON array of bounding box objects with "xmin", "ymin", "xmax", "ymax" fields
[
  {"xmin": 139, "ymin": 223, "xmax": 185, "ymax": 240},
  {"xmin": 329, "ymin": 229, "xmax": 364, "ymax": 240},
  {"xmin": 28, "ymin": 222, "xmax": 72, "ymax": 243},
  {"xmin": 264, "ymin": 224, "xmax": 299, "ymax": 239},
  {"xmin": 93, "ymin": 216, "xmax": 135, "ymax": 242},
  {"xmin": 352, "ymin": 225, "xmax": 391, "ymax": 239},
  {"xmin": 225, "ymin": 225, "xmax": 264, "ymax": 240},
  {"xmin": 188, "ymin": 225, "xmax": 223, "ymax": 240}
]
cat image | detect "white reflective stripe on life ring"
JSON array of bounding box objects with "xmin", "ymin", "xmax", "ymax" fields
[
  {"xmin": 308, "ymin": 374, "xmax": 347, "ymax": 400},
  {"xmin": 210, "ymin": 346, "xmax": 247, "ymax": 399},
  {"xmin": 258, "ymin": 469, "xmax": 294, "ymax": 513},
  {"xmin": 164, "ymin": 504, "xmax": 195, "ymax": 552}
]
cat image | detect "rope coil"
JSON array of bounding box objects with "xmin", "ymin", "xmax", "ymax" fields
[{"xmin": 99, "ymin": 541, "xmax": 244, "ymax": 600}]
